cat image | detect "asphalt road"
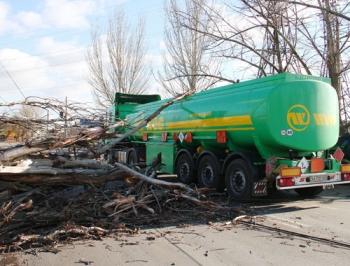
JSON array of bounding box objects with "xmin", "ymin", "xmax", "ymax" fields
[{"xmin": 10, "ymin": 185, "xmax": 350, "ymax": 266}]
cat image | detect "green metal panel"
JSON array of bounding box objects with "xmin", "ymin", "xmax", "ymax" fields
[
  {"xmin": 107, "ymin": 92, "xmax": 161, "ymax": 134},
  {"xmin": 145, "ymin": 142, "xmax": 176, "ymax": 173},
  {"xmin": 117, "ymin": 104, "xmax": 137, "ymax": 120}
]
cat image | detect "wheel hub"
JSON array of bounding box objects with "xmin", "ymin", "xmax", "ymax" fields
[
  {"xmin": 203, "ymin": 165, "xmax": 214, "ymax": 184},
  {"xmin": 180, "ymin": 163, "xmax": 189, "ymax": 178},
  {"xmin": 232, "ymin": 170, "xmax": 245, "ymax": 192}
]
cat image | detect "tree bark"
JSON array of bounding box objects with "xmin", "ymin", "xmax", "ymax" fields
[{"xmin": 0, "ymin": 171, "xmax": 130, "ymax": 185}]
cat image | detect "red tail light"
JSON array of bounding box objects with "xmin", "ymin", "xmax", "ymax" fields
[
  {"xmin": 277, "ymin": 177, "xmax": 295, "ymax": 187},
  {"xmin": 342, "ymin": 173, "xmax": 350, "ymax": 181}
]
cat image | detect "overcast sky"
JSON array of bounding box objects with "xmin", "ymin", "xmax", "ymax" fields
[{"xmin": 0, "ymin": 0, "xmax": 165, "ymax": 109}]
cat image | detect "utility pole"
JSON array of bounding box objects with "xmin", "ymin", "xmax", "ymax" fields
[
  {"xmin": 47, "ymin": 109, "xmax": 49, "ymax": 133},
  {"xmin": 65, "ymin": 97, "xmax": 67, "ymax": 138}
]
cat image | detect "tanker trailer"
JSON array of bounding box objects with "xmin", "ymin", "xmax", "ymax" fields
[{"xmin": 108, "ymin": 73, "xmax": 350, "ymax": 199}]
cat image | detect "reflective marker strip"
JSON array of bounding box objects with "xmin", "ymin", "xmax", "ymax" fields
[
  {"xmin": 281, "ymin": 167, "xmax": 301, "ymax": 177},
  {"xmin": 341, "ymin": 164, "xmax": 350, "ymax": 173}
]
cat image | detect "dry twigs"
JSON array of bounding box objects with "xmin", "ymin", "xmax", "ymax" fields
[
  {"xmin": 0, "ymin": 174, "xmax": 246, "ymax": 252},
  {"xmin": 0, "ymin": 93, "xmax": 247, "ymax": 252}
]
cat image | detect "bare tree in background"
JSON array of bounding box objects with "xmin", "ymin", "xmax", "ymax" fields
[
  {"xmin": 18, "ymin": 105, "xmax": 44, "ymax": 120},
  {"xmin": 86, "ymin": 9, "xmax": 152, "ymax": 109},
  {"xmin": 181, "ymin": 0, "xmax": 313, "ymax": 77},
  {"xmin": 158, "ymin": 0, "xmax": 224, "ymax": 97},
  {"xmin": 316, "ymin": 0, "xmax": 349, "ymax": 125},
  {"xmin": 284, "ymin": 0, "xmax": 350, "ymax": 128},
  {"xmin": 180, "ymin": 0, "xmax": 349, "ymax": 128}
]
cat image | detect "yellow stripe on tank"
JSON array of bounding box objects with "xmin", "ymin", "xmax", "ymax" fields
[{"xmin": 166, "ymin": 115, "xmax": 253, "ymax": 129}]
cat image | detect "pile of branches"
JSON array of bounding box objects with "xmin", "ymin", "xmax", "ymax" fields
[
  {"xmin": 0, "ymin": 92, "xmax": 248, "ymax": 252},
  {"xmin": 0, "ymin": 159, "xmax": 247, "ymax": 252}
]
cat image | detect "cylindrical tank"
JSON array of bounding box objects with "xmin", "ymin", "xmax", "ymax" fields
[{"xmin": 127, "ymin": 73, "xmax": 339, "ymax": 159}]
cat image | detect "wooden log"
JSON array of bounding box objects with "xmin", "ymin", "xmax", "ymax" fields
[
  {"xmin": 56, "ymin": 156, "xmax": 114, "ymax": 170},
  {"xmin": 16, "ymin": 158, "xmax": 53, "ymax": 167},
  {"xmin": 0, "ymin": 146, "xmax": 46, "ymax": 162},
  {"xmin": 0, "ymin": 165, "xmax": 111, "ymax": 175},
  {"xmin": 0, "ymin": 171, "xmax": 131, "ymax": 185},
  {"xmin": 114, "ymin": 162, "xmax": 193, "ymax": 192}
]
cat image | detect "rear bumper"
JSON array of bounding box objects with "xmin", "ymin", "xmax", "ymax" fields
[{"xmin": 276, "ymin": 172, "xmax": 350, "ymax": 190}]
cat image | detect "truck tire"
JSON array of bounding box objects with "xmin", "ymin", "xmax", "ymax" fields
[
  {"xmin": 198, "ymin": 155, "xmax": 220, "ymax": 188},
  {"xmin": 225, "ymin": 159, "xmax": 252, "ymax": 200},
  {"xmin": 127, "ymin": 150, "xmax": 137, "ymax": 166},
  {"xmin": 106, "ymin": 150, "xmax": 114, "ymax": 164},
  {"xmin": 176, "ymin": 153, "xmax": 195, "ymax": 184},
  {"xmin": 294, "ymin": 187, "xmax": 323, "ymax": 197}
]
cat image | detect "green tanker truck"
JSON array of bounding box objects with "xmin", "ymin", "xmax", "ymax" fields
[{"xmin": 107, "ymin": 73, "xmax": 350, "ymax": 199}]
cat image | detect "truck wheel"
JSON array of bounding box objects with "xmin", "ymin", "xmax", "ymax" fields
[
  {"xmin": 294, "ymin": 187, "xmax": 323, "ymax": 197},
  {"xmin": 106, "ymin": 150, "xmax": 114, "ymax": 164},
  {"xmin": 176, "ymin": 153, "xmax": 195, "ymax": 184},
  {"xmin": 198, "ymin": 155, "xmax": 220, "ymax": 188},
  {"xmin": 128, "ymin": 150, "xmax": 137, "ymax": 166},
  {"xmin": 225, "ymin": 159, "xmax": 251, "ymax": 200}
]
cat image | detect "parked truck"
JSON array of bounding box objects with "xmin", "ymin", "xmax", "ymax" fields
[{"xmin": 107, "ymin": 73, "xmax": 350, "ymax": 199}]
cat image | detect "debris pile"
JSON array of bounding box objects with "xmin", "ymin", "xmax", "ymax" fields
[
  {"xmin": 0, "ymin": 94, "xmax": 246, "ymax": 252},
  {"xmin": 0, "ymin": 130, "xmax": 246, "ymax": 252},
  {"xmin": 0, "ymin": 156, "xmax": 245, "ymax": 252}
]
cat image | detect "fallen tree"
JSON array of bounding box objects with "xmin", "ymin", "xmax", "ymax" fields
[
  {"xmin": 0, "ymin": 90, "xmax": 197, "ymax": 189},
  {"xmin": 0, "ymin": 89, "xmax": 195, "ymax": 163},
  {"xmin": 0, "ymin": 91, "xmax": 249, "ymax": 252}
]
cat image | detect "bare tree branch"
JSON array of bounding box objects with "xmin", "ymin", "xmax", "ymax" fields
[
  {"xmin": 86, "ymin": 8, "xmax": 152, "ymax": 109},
  {"xmin": 157, "ymin": 0, "xmax": 223, "ymax": 96}
]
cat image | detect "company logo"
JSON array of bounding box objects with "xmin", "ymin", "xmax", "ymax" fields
[
  {"xmin": 146, "ymin": 116, "xmax": 164, "ymax": 131},
  {"xmin": 287, "ymin": 104, "xmax": 310, "ymax": 131},
  {"xmin": 313, "ymin": 113, "xmax": 336, "ymax": 126}
]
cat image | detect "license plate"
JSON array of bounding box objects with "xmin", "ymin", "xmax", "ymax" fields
[
  {"xmin": 323, "ymin": 184, "xmax": 334, "ymax": 190},
  {"xmin": 310, "ymin": 176, "xmax": 328, "ymax": 182}
]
